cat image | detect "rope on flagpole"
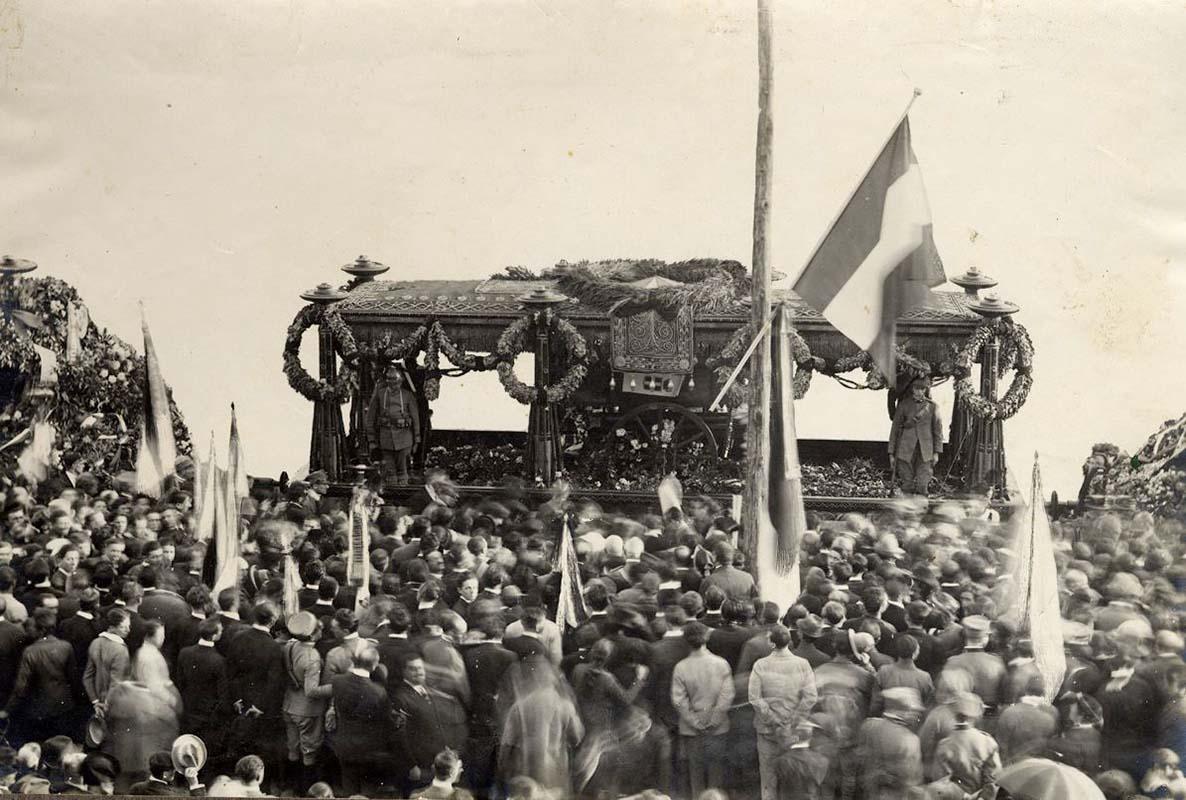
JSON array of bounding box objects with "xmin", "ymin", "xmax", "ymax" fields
[{"xmin": 708, "ymin": 314, "xmax": 775, "ymax": 412}]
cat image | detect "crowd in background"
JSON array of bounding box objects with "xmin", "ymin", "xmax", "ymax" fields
[{"xmin": 1, "ymin": 451, "xmax": 1186, "ymax": 800}]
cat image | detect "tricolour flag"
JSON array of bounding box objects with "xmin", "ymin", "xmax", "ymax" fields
[
  {"xmin": 212, "ymin": 406, "xmax": 247, "ymax": 597},
  {"xmin": 134, "ymin": 310, "xmax": 177, "ymax": 498},
  {"xmin": 227, "ymin": 403, "xmax": 249, "ymax": 501},
  {"xmin": 754, "ymin": 304, "xmax": 805, "ymax": 610},
  {"xmin": 555, "ymin": 517, "xmax": 587, "ymax": 630},
  {"xmin": 1003, "ymin": 454, "xmax": 1066, "ymax": 702},
  {"xmin": 792, "ymin": 112, "xmax": 945, "ymax": 378}
]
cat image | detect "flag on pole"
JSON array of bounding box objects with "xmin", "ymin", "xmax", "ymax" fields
[
  {"xmin": 754, "ymin": 304, "xmax": 806, "ymax": 610},
  {"xmin": 792, "ymin": 108, "xmax": 945, "ymax": 378},
  {"xmin": 555, "ymin": 517, "xmax": 587, "ymax": 630},
  {"xmin": 226, "ymin": 403, "xmax": 249, "ymax": 501},
  {"xmin": 194, "ymin": 433, "xmax": 219, "ymax": 544},
  {"xmin": 346, "ymin": 487, "xmax": 371, "ymax": 614},
  {"xmin": 134, "ymin": 308, "xmax": 177, "ymax": 498},
  {"xmin": 211, "ymin": 461, "xmax": 239, "ymax": 597},
  {"xmin": 1003, "ymin": 453, "xmax": 1066, "ymax": 702}
]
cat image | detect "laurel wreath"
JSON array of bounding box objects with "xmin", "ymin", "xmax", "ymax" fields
[
  {"xmin": 282, "ymin": 304, "xmax": 357, "ymax": 403},
  {"xmin": 495, "ymin": 315, "xmax": 588, "ymax": 405},
  {"xmin": 953, "ymin": 317, "xmax": 1034, "ymax": 420},
  {"xmin": 708, "ymin": 322, "xmax": 817, "ymax": 407}
]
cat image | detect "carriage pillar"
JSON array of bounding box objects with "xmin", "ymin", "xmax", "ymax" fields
[
  {"xmin": 963, "ymin": 292, "xmax": 1018, "ymax": 498},
  {"xmin": 301, "ymin": 282, "xmax": 349, "ymax": 481},
  {"xmin": 519, "ymin": 288, "xmax": 570, "ymax": 485}
]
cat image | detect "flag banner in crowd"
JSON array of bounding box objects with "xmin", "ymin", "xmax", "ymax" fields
[
  {"xmin": 280, "ymin": 523, "xmax": 300, "ymax": 619},
  {"xmin": 227, "ymin": 403, "xmax": 249, "ymax": 501},
  {"xmin": 210, "ymin": 460, "xmax": 239, "ymax": 596},
  {"xmin": 134, "ymin": 309, "xmax": 177, "ymax": 498},
  {"xmin": 1003, "ymin": 453, "xmax": 1066, "ymax": 703},
  {"xmin": 555, "ymin": 516, "xmax": 587, "ymax": 630},
  {"xmin": 791, "ymin": 109, "xmax": 945, "ymax": 378},
  {"xmin": 194, "ymin": 433, "xmax": 219, "ymax": 543},
  {"xmin": 754, "ymin": 303, "xmax": 805, "ymax": 610},
  {"xmin": 15, "ymin": 421, "xmax": 55, "ymax": 483},
  {"xmin": 346, "ymin": 486, "xmax": 371, "ymax": 612},
  {"xmin": 658, "ymin": 472, "xmax": 683, "ymax": 516}
]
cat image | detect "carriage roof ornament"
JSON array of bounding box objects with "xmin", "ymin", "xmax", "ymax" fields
[
  {"xmin": 968, "ymin": 289, "xmax": 1019, "ymax": 319},
  {"xmin": 300, "ymin": 282, "xmax": 349, "ymax": 304},
  {"xmin": 341, "ymin": 255, "xmax": 389, "ymax": 282},
  {"xmin": 517, "ymin": 287, "xmax": 571, "ymax": 309},
  {"xmin": 951, "ymin": 265, "xmax": 999, "ymax": 296},
  {"xmin": 0, "ymin": 256, "xmax": 38, "ymax": 276}
]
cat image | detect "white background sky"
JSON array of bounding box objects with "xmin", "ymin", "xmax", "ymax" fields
[{"xmin": 3, "ymin": 0, "xmax": 1184, "ymax": 497}]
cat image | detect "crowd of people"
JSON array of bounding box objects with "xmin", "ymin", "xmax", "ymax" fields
[{"xmin": 0, "ymin": 451, "xmax": 1185, "ymax": 800}]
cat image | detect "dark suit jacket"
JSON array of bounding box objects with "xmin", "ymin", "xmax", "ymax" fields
[
  {"xmin": 0, "ymin": 619, "xmax": 28, "ymax": 707},
  {"xmin": 708, "ymin": 624, "xmax": 760, "ymax": 672},
  {"xmin": 648, "ymin": 635, "xmax": 693, "ymax": 730},
  {"xmin": 377, "ymin": 634, "xmax": 420, "ymax": 696},
  {"xmin": 5, "ymin": 634, "xmax": 83, "ymax": 719},
  {"xmin": 330, "ymin": 672, "xmax": 395, "ymax": 762},
  {"xmin": 391, "ymin": 682, "xmax": 468, "ymax": 770},
  {"xmin": 214, "ymin": 614, "xmax": 249, "ymax": 657},
  {"xmin": 176, "ymin": 642, "xmax": 229, "ymax": 728},
  {"xmin": 59, "ymin": 612, "xmax": 103, "ymax": 669},
  {"xmin": 297, "ymin": 587, "xmax": 320, "ymax": 610},
  {"xmin": 459, "ymin": 641, "xmax": 517, "ymax": 733},
  {"xmin": 224, "ymin": 627, "xmax": 284, "ymax": 718}
]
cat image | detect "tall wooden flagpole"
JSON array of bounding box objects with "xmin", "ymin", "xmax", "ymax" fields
[{"xmin": 743, "ymin": 0, "xmax": 774, "ymax": 582}]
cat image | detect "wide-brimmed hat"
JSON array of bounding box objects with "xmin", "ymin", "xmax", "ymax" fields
[{"xmin": 171, "ymin": 734, "xmax": 207, "ymax": 774}]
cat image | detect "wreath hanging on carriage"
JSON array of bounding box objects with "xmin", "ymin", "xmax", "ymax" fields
[
  {"xmin": 494, "ymin": 315, "xmax": 589, "ymax": 405},
  {"xmin": 282, "ymin": 304, "xmax": 359, "ymax": 403},
  {"xmin": 953, "ymin": 317, "xmax": 1034, "ymax": 420}
]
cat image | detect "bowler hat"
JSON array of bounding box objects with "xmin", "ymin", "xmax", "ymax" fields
[{"xmin": 796, "ymin": 613, "xmax": 825, "ymax": 639}]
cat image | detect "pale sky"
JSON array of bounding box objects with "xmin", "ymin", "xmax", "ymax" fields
[{"xmin": 3, "ymin": 0, "xmax": 1184, "ymax": 498}]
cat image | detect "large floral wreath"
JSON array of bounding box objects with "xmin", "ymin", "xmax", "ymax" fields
[
  {"xmin": 282, "ymin": 304, "xmax": 357, "ymax": 403},
  {"xmin": 495, "ymin": 315, "xmax": 588, "ymax": 405},
  {"xmin": 707, "ymin": 321, "xmax": 817, "ymax": 407},
  {"xmin": 954, "ymin": 317, "xmax": 1034, "ymax": 420},
  {"xmin": 824, "ymin": 346, "xmax": 937, "ymax": 391}
]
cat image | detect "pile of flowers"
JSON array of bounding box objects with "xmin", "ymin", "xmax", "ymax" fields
[
  {"xmin": 1, "ymin": 276, "xmax": 191, "ymax": 476},
  {"xmin": 1119, "ymin": 469, "xmax": 1186, "ymax": 523}
]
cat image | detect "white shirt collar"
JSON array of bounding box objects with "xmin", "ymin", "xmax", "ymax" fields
[
  {"xmin": 221, "ymin": 611, "xmax": 240, "ymax": 621},
  {"xmin": 99, "ymin": 631, "xmax": 125, "ymax": 645},
  {"xmin": 251, "ymin": 624, "xmax": 271, "ymax": 634},
  {"xmin": 198, "ymin": 640, "xmax": 215, "ymax": 648},
  {"xmin": 349, "ymin": 667, "xmax": 370, "ymax": 678},
  {"xmin": 76, "ymin": 611, "xmax": 94, "ymax": 620},
  {"xmin": 191, "ymin": 612, "xmax": 205, "ymax": 620}
]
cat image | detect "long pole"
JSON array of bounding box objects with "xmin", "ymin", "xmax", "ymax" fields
[{"xmin": 743, "ymin": 0, "xmax": 774, "ymax": 582}]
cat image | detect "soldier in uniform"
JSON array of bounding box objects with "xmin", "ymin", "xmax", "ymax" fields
[
  {"xmin": 888, "ymin": 377, "xmax": 945, "ymax": 496},
  {"xmin": 366, "ymin": 362, "xmax": 422, "ymax": 488}
]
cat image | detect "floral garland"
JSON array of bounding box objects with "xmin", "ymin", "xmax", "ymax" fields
[
  {"xmin": 495, "ymin": 315, "xmax": 588, "ymax": 405},
  {"xmin": 953, "ymin": 317, "xmax": 1034, "ymax": 420},
  {"xmin": 823, "ymin": 346, "xmax": 939, "ymax": 391},
  {"xmin": 707, "ymin": 322, "xmax": 815, "ymax": 407},
  {"xmin": 282, "ymin": 304, "xmax": 356, "ymax": 403}
]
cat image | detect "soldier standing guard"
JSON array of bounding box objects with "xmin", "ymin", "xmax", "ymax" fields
[
  {"xmin": 366, "ymin": 362, "xmax": 421, "ymax": 488},
  {"xmin": 889, "ymin": 377, "xmax": 945, "ymax": 496}
]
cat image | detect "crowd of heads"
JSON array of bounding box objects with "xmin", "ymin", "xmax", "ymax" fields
[{"xmin": 1, "ymin": 453, "xmax": 1186, "ymax": 799}]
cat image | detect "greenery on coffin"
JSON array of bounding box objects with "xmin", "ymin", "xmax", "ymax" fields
[{"xmin": 0, "ymin": 275, "xmax": 191, "ymax": 477}]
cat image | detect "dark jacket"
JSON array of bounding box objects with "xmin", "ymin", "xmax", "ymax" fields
[
  {"xmin": 392, "ymin": 682, "xmax": 469, "ymax": 770},
  {"xmin": 330, "ymin": 672, "xmax": 395, "ymax": 762},
  {"xmin": 459, "ymin": 640, "xmax": 517, "ymax": 734},
  {"xmin": 5, "ymin": 634, "xmax": 83, "ymax": 720},
  {"xmin": 0, "ymin": 619, "xmax": 28, "ymax": 708},
  {"xmin": 59, "ymin": 612, "xmax": 103, "ymax": 670},
  {"xmin": 224, "ymin": 627, "xmax": 285, "ymax": 718},
  {"xmin": 176, "ymin": 642, "xmax": 229, "ymax": 730}
]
